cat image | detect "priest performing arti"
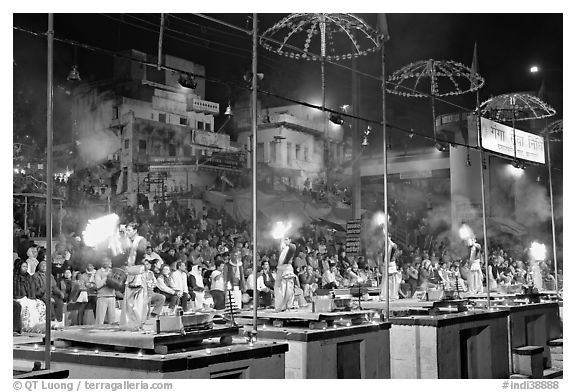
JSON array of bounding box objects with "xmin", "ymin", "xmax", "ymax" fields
[
  {"xmin": 83, "ymin": 216, "xmax": 149, "ymax": 329},
  {"xmin": 375, "ymin": 213, "xmax": 400, "ymax": 301},
  {"xmin": 271, "ymin": 222, "xmax": 297, "ymax": 312},
  {"xmin": 459, "ymin": 225, "xmax": 483, "ymax": 294}
]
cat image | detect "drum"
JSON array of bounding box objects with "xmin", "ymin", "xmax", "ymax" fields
[{"xmin": 106, "ymin": 268, "xmax": 127, "ymax": 291}]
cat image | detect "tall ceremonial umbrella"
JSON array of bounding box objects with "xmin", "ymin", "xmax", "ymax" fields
[
  {"xmin": 387, "ymin": 59, "xmax": 487, "ymax": 302},
  {"xmin": 386, "ymin": 59, "xmax": 485, "ymax": 144},
  {"xmin": 260, "ymin": 14, "xmax": 385, "ymax": 313},
  {"xmin": 478, "ymin": 93, "xmax": 556, "ymax": 303},
  {"xmin": 540, "ymin": 119, "xmax": 562, "ymax": 298},
  {"xmin": 259, "ymin": 13, "xmax": 382, "ymax": 120}
]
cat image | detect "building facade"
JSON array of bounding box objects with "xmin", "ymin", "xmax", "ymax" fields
[
  {"xmin": 235, "ymin": 104, "xmax": 347, "ymax": 190},
  {"xmin": 72, "ymin": 50, "xmax": 240, "ymax": 206}
]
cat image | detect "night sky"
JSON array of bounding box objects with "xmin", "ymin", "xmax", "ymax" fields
[{"xmin": 13, "ymin": 13, "xmax": 563, "ymax": 144}]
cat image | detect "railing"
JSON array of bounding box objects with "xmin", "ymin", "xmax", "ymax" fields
[{"xmin": 187, "ymin": 98, "xmax": 219, "ymax": 114}]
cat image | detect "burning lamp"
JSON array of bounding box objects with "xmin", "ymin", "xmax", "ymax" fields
[
  {"xmin": 529, "ymin": 242, "xmax": 546, "ymax": 261},
  {"xmin": 458, "ymin": 224, "xmax": 474, "ymax": 242},
  {"xmin": 271, "ymin": 221, "xmax": 292, "ymax": 240}
]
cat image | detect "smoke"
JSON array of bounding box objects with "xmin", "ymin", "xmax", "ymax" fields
[
  {"xmin": 76, "ymin": 108, "xmax": 120, "ymax": 169},
  {"xmin": 513, "ymin": 175, "xmax": 551, "ymax": 227}
]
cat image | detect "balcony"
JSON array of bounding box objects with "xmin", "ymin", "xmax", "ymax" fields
[{"xmin": 187, "ymin": 98, "xmax": 219, "ymax": 114}]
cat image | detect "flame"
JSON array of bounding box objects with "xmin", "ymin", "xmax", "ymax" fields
[
  {"xmin": 458, "ymin": 224, "xmax": 474, "ymax": 241},
  {"xmin": 271, "ymin": 221, "xmax": 292, "ymax": 240},
  {"xmin": 529, "ymin": 241, "xmax": 546, "ymax": 261},
  {"xmin": 82, "ymin": 213, "xmax": 120, "ymax": 247},
  {"xmin": 374, "ymin": 211, "xmax": 387, "ymax": 227}
]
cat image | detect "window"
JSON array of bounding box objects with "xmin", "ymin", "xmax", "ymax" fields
[
  {"xmin": 295, "ymin": 144, "xmax": 301, "ymax": 160},
  {"xmin": 256, "ymin": 142, "xmax": 264, "ymax": 162},
  {"xmin": 287, "ymin": 143, "xmax": 292, "ymax": 166},
  {"xmin": 138, "ymin": 140, "xmax": 147, "ymax": 153},
  {"xmin": 124, "ymin": 139, "xmax": 129, "ymax": 149},
  {"xmin": 180, "ymin": 117, "xmax": 187, "ymax": 126},
  {"xmin": 205, "ymin": 122, "xmax": 212, "ymax": 132},
  {"xmin": 158, "ymin": 113, "xmax": 167, "ymax": 123},
  {"xmin": 197, "ymin": 121, "xmax": 204, "ymax": 130},
  {"xmin": 304, "ymin": 147, "xmax": 309, "ymax": 162},
  {"xmin": 169, "ymin": 144, "xmax": 176, "ymax": 156},
  {"xmin": 113, "ymin": 106, "xmax": 119, "ymax": 120}
]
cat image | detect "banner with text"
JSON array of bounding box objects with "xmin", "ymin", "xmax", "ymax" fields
[
  {"xmin": 346, "ymin": 219, "xmax": 362, "ymax": 257},
  {"xmin": 481, "ymin": 117, "xmax": 545, "ymax": 163}
]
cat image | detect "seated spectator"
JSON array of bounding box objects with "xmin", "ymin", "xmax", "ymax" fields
[
  {"xmin": 76, "ymin": 263, "xmax": 97, "ymax": 325},
  {"xmin": 58, "ymin": 269, "xmax": 74, "ymax": 303},
  {"xmin": 33, "ymin": 260, "xmax": 65, "ymax": 329},
  {"xmin": 299, "ymin": 265, "xmax": 318, "ymax": 300},
  {"xmin": 144, "ymin": 245, "xmax": 164, "ymax": 266},
  {"xmin": 188, "ymin": 263, "xmax": 206, "ymax": 310},
  {"xmin": 322, "ymin": 263, "xmax": 339, "ymax": 289},
  {"xmin": 143, "ymin": 260, "xmax": 165, "ymax": 317},
  {"xmin": 25, "ymin": 246, "xmax": 39, "ymax": 276},
  {"xmin": 155, "ymin": 265, "xmax": 183, "ymax": 314},
  {"xmin": 257, "ymin": 260, "xmax": 275, "ymax": 307},
  {"xmin": 14, "ymin": 259, "xmax": 45, "ymax": 334},
  {"xmin": 171, "ymin": 261, "xmax": 191, "ymax": 312}
]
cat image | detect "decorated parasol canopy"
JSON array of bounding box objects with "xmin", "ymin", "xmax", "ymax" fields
[
  {"xmin": 478, "ymin": 93, "xmax": 556, "ymax": 122},
  {"xmin": 260, "ymin": 13, "xmax": 383, "ymax": 113},
  {"xmin": 542, "ymin": 119, "xmax": 563, "ymax": 142},
  {"xmin": 386, "ymin": 59, "xmax": 484, "ymax": 141},
  {"xmin": 478, "ymin": 92, "xmax": 556, "ymax": 159}
]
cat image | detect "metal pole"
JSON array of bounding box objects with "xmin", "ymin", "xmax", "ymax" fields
[
  {"xmin": 59, "ymin": 200, "xmax": 62, "ymax": 235},
  {"xmin": 381, "ymin": 43, "xmax": 389, "ymax": 322},
  {"xmin": 24, "ymin": 196, "xmax": 28, "ymax": 233},
  {"xmin": 546, "ymin": 136, "xmax": 559, "ymax": 297},
  {"xmin": 251, "ymin": 13, "xmax": 259, "ymax": 332},
  {"xmin": 45, "ymin": 13, "xmax": 54, "ymax": 369},
  {"xmin": 157, "ymin": 14, "xmax": 165, "ymax": 70},
  {"xmin": 351, "ymin": 40, "xmax": 361, "ymax": 220},
  {"xmin": 476, "ymin": 94, "xmax": 490, "ymax": 308}
]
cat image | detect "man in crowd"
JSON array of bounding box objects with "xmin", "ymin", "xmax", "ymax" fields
[
  {"xmin": 171, "ymin": 261, "xmax": 191, "ymax": 312},
  {"xmin": 94, "ymin": 256, "xmax": 117, "ymax": 324}
]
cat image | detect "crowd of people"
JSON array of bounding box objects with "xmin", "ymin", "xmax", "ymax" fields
[{"xmin": 13, "ymin": 197, "xmax": 561, "ymax": 334}]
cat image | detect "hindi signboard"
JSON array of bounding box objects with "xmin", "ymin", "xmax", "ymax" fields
[
  {"xmin": 346, "ymin": 219, "xmax": 362, "ymax": 257},
  {"xmin": 480, "ymin": 117, "xmax": 545, "ymax": 164}
]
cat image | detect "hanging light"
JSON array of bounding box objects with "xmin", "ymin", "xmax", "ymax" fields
[
  {"xmin": 178, "ymin": 73, "xmax": 197, "ymax": 89},
  {"xmin": 67, "ymin": 64, "xmax": 81, "ymax": 81},
  {"xmin": 512, "ymin": 160, "xmax": 526, "ymax": 170},
  {"xmin": 408, "ymin": 130, "xmax": 415, "ymax": 139},
  {"xmin": 435, "ymin": 142, "xmax": 448, "ymax": 152},
  {"xmin": 362, "ymin": 126, "xmax": 371, "ymax": 147},
  {"xmin": 466, "ymin": 148, "xmax": 471, "ymax": 167},
  {"xmin": 329, "ymin": 114, "xmax": 344, "ymax": 125},
  {"xmin": 224, "ymin": 103, "xmax": 233, "ymax": 116}
]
